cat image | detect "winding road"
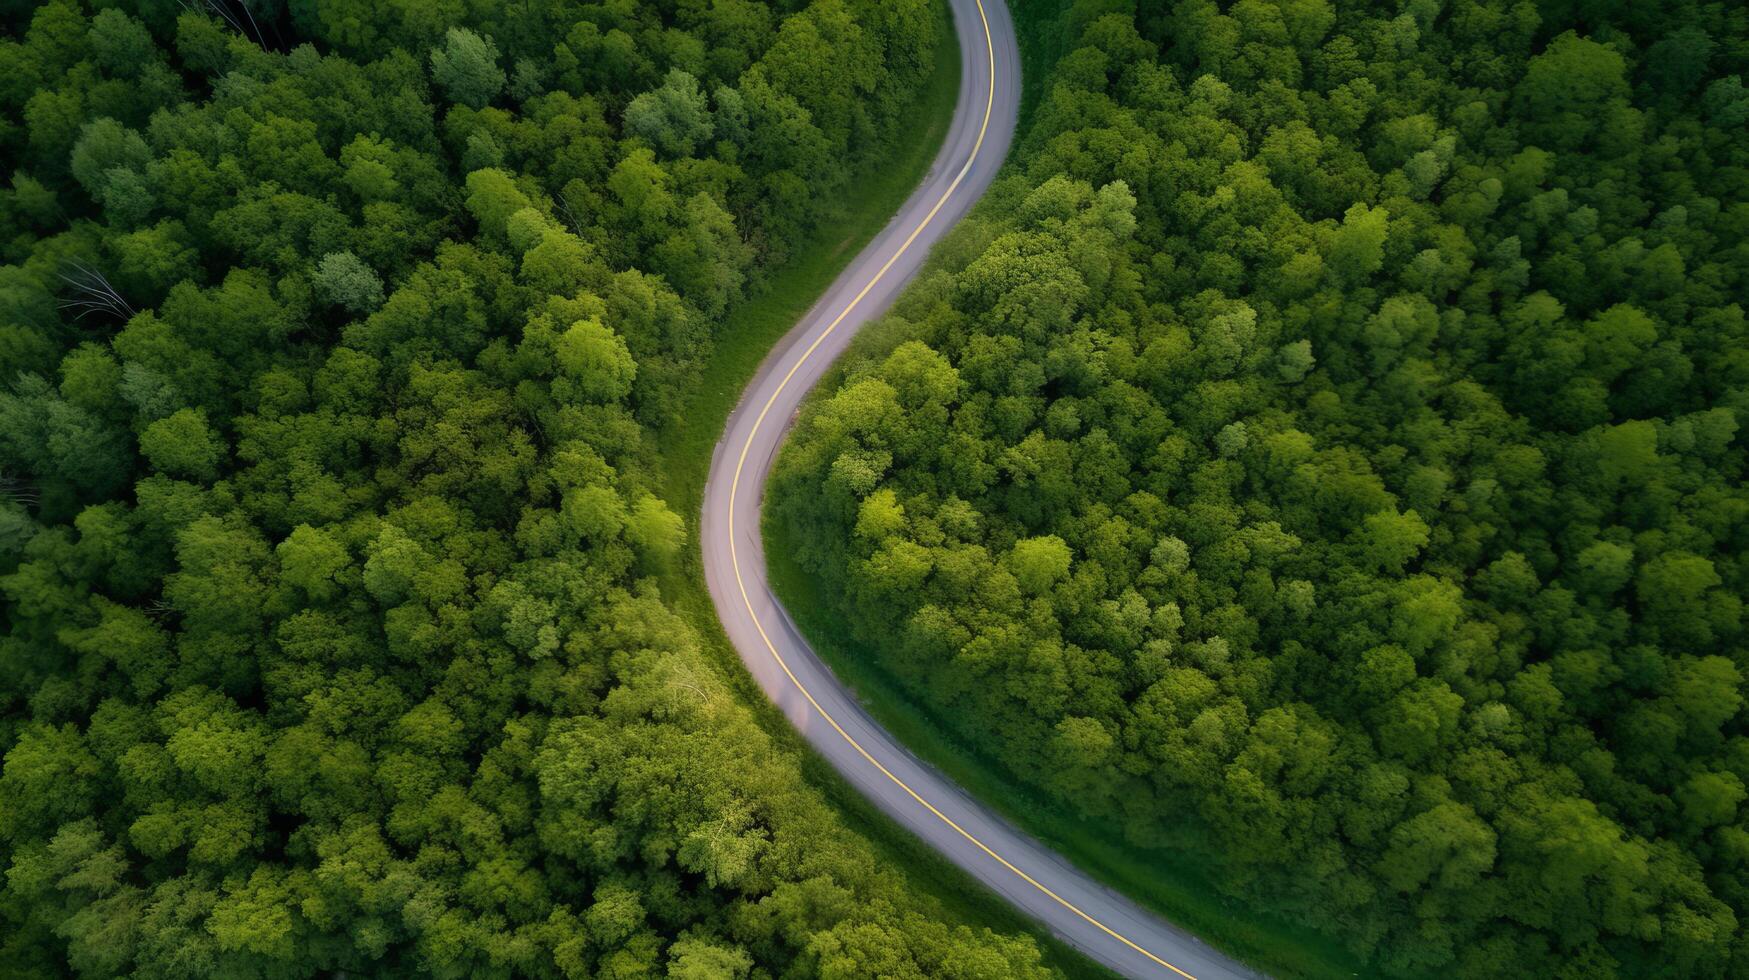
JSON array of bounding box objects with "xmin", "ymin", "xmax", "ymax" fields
[{"xmin": 700, "ymin": 2, "xmax": 1260, "ymax": 977}]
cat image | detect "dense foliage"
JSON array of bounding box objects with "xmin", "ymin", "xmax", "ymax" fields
[
  {"xmin": 774, "ymin": 0, "xmax": 1749, "ymax": 975},
  {"xmin": 0, "ymin": 1, "xmax": 1059, "ymax": 976}
]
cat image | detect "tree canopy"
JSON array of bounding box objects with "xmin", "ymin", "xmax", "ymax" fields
[
  {"xmin": 774, "ymin": 0, "xmax": 1749, "ymax": 976},
  {"xmin": 0, "ymin": 1, "xmax": 1057, "ymax": 977}
]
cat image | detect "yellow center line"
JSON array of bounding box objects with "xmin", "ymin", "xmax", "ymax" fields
[{"xmin": 724, "ymin": 3, "xmax": 1195, "ymax": 977}]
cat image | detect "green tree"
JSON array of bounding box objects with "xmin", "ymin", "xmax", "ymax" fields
[
  {"xmin": 431, "ymin": 28, "xmax": 506, "ymax": 110},
  {"xmin": 555, "ymin": 318, "xmax": 636, "ymax": 402},
  {"xmin": 314, "ymin": 251, "xmax": 385, "ymax": 313},
  {"xmin": 138, "ymin": 407, "xmax": 223, "ymax": 481},
  {"xmin": 1515, "ymin": 32, "xmax": 1630, "ymax": 150},
  {"xmin": 624, "ymin": 69, "xmax": 715, "ymax": 158},
  {"xmin": 275, "ymin": 525, "xmax": 350, "ymax": 602},
  {"xmin": 1357, "ymin": 508, "xmax": 1429, "ymax": 574},
  {"xmin": 69, "ymin": 117, "xmax": 149, "ymax": 200},
  {"xmin": 1326, "ymin": 202, "xmax": 1389, "ymax": 284},
  {"xmin": 1377, "ymin": 801, "xmax": 1496, "ymax": 892},
  {"xmin": 1008, "ymin": 535, "xmax": 1073, "ymax": 595}
]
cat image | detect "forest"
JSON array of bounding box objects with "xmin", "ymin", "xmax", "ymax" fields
[
  {"xmin": 0, "ymin": 0, "xmax": 1062, "ymax": 976},
  {"xmin": 773, "ymin": 0, "xmax": 1749, "ymax": 976}
]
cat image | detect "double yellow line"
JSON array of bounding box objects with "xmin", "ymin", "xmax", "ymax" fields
[{"xmin": 724, "ymin": 2, "xmax": 1195, "ymax": 976}]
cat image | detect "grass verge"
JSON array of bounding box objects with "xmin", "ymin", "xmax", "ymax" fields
[{"xmin": 650, "ymin": 4, "xmax": 1114, "ymax": 978}]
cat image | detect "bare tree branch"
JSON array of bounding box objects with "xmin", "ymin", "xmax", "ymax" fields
[
  {"xmin": 57, "ymin": 261, "xmax": 136, "ymax": 322},
  {"xmin": 178, "ymin": 0, "xmax": 267, "ymax": 48},
  {"xmin": 0, "ymin": 469, "xmax": 40, "ymax": 507}
]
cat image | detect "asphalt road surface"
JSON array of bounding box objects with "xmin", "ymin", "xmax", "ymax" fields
[{"xmin": 700, "ymin": 2, "xmax": 1263, "ymax": 976}]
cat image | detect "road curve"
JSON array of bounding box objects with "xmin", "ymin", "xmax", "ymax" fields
[{"xmin": 701, "ymin": 2, "xmax": 1260, "ymax": 977}]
